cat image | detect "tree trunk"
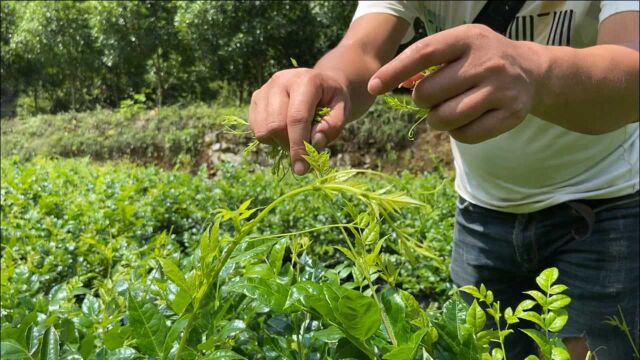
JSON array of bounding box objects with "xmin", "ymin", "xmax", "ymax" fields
[
  {"xmin": 155, "ymin": 55, "xmax": 163, "ymax": 109},
  {"xmin": 71, "ymin": 82, "xmax": 76, "ymax": 111},
  {"xmin": 34, "ymin": 85, "xmax": 39, "ymax": 114}
]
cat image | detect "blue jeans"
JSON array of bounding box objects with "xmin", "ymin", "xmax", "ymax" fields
[{"xmin": 451, "ymin": 192, "xmax": 639, "ymax": 359}]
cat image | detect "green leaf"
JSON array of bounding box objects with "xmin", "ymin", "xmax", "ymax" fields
[
  {"xmin": 459, "ymin": 286, "xmax": 482, "ymax": 300},
  {"xmin": 337, "ymin": 290, "xmax": 381, "ymax": 340},
  {"xmin": 170, "ymin": 288, "xmax": 192, "ymax": 315},
  {"xmin": 382, "ymin": 328, "xmax": 429, "ymax": 360},
  {"xmin": 515, "ymin": 299, "xmax": 537, "ymax": 316},
  {"xmin": 227, "ymin": 277, "xmax": 288, "ymax": 313},
  {"xmin": 381, "ymin": 288, "xmax": 412, "ymax": 344},
  {"xmin": 398, "ymin": 289, "xmax": 427, "ymax": 325},
  {"xmin": 548, "ymin": 284, "xmax": 568, "ymax": 295},
  {"xmin": 290, "ymin": 57, "xmax": 299, "ymax": 67},
  {"xmin": 491, "ymin": 347, "xmax": 504, "ymax": 360},
  {"xmin": 313, "ymin": 326, "xmax": 344, "ymax": 343},
  {"xmin": 58, "ymin": 318, "xmax": 78, "ymax": 345},
  {"xmin": 521, "ymin": 328, "xmax": 552, "ymax": 353},
  {"xmin": 432, "ymin": 295, "xmax": 481, "ymax": 359},
  {"xmin": 78, "ymin": 333, "xmax": 96, "ymax": 359},
  {"xmin": 127, "ymin": 293, "xmax": 169, "ymax": 358},
  {"xmin": 160, "ymin": 258, "xmax": 192, "ymax": 296},
  {"xmin": 546, "ymin": 309, "xmax": 568, "ymax": 332},
  {"xmin": 103, "ymin": 325, "xmax": 127, "ymax": 351},
  {"xmin": 302, "ymin": 142, "xmax": 332, "ymax": 177},
  {"xmin": 536, "ymin": 268, "xmax": 559, "ymax": 293},
  {"xmin": 163, "ymin": 315, "xmax": 190, "ymax": 359},
  {"xmin": 335, "ymin": 246, "xmax": 358, "ymax": 265},
  {"xmin": 547, "ymin": 295, "xmax": 571, "ymax": 311},
  {"xmin": 524, "ymin": 290, "xmax": 547, "ymax": 307},
  {"xmin": 551, "ymin": 346, "xmax": 571, "ymax": 360},
  {"xmin": 0, "ymin": 340, "xmax": 32, "ymax": 360},
  {"xmin": 268, "ymin": 238, "xmax": 287, "ymax": 274},
  {"xmin": 504, "ymin": 307, "xmax": 518, "ymax": 325},
  {"xmin": 39, "ymin": 327, "xmax": 59, "ymax": 360},
  {"xmin": 485, "ymin": 290, "xmax": 494, "ymax": 304},
  {"xmin": 81, "ymin": 295, "xmax": 102, "ymax": 318},
  {"xmin": 204, "ymin": 349, "xmax": 247, "ymax": 359},
  {"xmin": 382, "ymin": 344, "xmax": 415, "ymax": 360},
  {"xmin": 466, "ymin": 300, "xmax": 486, "ymax": 333},
  {"xmin": 335, "ymin": 337, "xmax": 372, "ymax": 360},
  {"xmin": 229, "ymin": 240, "xmax": 278, "ymax": 265},
  {"xmin": 199, "ymin": 221, "xmax": 220, "ymax": 270},
  {"xmin": 284, "ymin": 281, "xmax": 324, "ymax": 313},
  {"xmin": 518, "ymin": 311, "xmax": 545, "ymax": 328}
]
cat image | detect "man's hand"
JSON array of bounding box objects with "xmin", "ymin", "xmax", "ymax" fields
[
  {"xmin": 368, "ymin": 24, "xmax": 544, "ymax": 144},
  {"xmin": 249, "ymin": 68, "xmax": 350, "ymax": 175}
]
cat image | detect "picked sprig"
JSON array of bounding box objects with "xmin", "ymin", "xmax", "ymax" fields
[{"xmin": 383, "ymin": 64, "xmax": 444, "ymax": 140}]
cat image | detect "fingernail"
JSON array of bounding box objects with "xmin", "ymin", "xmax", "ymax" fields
[
  {"xmin": 294, "ymin": 161, "xmax": 306, "ymax": 176},
  {"xmin": 368, "ymin": 78, "xmax": 383, "ymax": 95},
  {"xmin": 312, "ymin": 133, "xmax": 327, "ymax": 149}
]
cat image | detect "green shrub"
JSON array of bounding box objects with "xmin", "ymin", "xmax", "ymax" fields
[
  {"xmin": 1, "ymin": 157, "xmax": 455, "ymax": 313},
  {"xmin": 2, "ymin": 96, "xmax": 431, "ymax": 173},
  {"xmin": 1, "ymin": 103, "xmax": 248, "ymax": 167}
]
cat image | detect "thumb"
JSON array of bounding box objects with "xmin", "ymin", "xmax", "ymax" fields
[{"xmin": 310, "ymin": 97, "xmax": 348, "ymax": 150}]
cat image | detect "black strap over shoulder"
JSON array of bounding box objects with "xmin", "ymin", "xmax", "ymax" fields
[{"xmin": 473, "ymin": 1, "xmax": 527, "ymax": 35}]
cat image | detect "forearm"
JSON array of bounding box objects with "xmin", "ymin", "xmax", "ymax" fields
[{"xmin": 529, "ymin": 43, "xmax": 639, "ymax": 134}]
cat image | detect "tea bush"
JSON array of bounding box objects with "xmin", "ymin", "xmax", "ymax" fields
[{"xmin": 1, "ymin": 156, "xmax": 591, "ymax": 359}]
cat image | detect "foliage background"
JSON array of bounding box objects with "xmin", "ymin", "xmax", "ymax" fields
[{"xmin": 1, "ymin": 1, "xmax": 359, "ymax": 116}]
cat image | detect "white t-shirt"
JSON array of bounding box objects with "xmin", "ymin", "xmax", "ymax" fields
[{"xmin": 353, "ymin": 1, "xmax": 639, "ymax": 213}]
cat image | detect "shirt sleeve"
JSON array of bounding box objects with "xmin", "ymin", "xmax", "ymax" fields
[
  {"xmin": 351, "ymin": 1, "xmax": 420, "ymax": 43},
  {"xmin": 600, "ymin": 0, "xmax": 639, "ymax": 23}
]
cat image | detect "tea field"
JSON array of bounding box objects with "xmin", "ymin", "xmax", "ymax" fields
[{"xmin": 1, "ymin": 152, "xmax": 584, "ymax": 359}]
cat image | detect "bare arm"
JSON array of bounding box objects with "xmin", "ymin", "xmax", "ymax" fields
[{"xmin": 529, "ymin": 11, "xmax": 639, "ymax": 134}]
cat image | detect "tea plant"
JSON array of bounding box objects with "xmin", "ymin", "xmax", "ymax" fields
[{"xmin": 460, "ymin": 267, "xmax": 572, "ymax": 360}]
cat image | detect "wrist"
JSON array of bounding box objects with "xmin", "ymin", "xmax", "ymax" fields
[{"xmin": 518, "ymin": 41, "xmax": 553, "ymax": 115}]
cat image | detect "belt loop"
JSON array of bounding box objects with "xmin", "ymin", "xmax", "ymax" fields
[{"xmin": 566, "ymin": 201, "xmax": 595, "ymax": 240}]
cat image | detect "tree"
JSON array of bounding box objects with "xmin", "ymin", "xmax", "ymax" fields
[
  {"xmin": 1, "ymin": 1, "xmax": 19, "ymax": 117},
  {"xmin": 177, "ymin": 1, "xmax": 321, "ymax": 103},
  {"xmin": 11, "ymin": 1, "xmax": 98, "ymax": 112}
]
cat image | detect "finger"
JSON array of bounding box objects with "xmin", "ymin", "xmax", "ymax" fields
[
  {"xmin": 249, "ymin": 88, "xmax": 274, "ymax": 145},
  {"xmin": 411, "ymin": 58, "xmax": 478, "ymax": 109},
  {"xmin": 368, "ymin": 27, "xmax": 469, "ymax": 95},
  {"xmin": 287, "ymin": 75, "xmax": 322, "ymax": 175},
  {"xmin": 427, "ymin": 86, "xmax": 498, "ymax": 131},
  {"xmin": 311, "ymin": 95, "xmax": 348, "ymax": 149},
  {"xmin": 448, "ymin": 109, "xmax": 519, "ymax": 144},
  {"xmin": 266, "ymin": 87, "xmax": 290, "ymax": 148}
]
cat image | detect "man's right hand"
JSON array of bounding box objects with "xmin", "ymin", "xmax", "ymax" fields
[{"xmin": 249, "ymin": 68, "xmax": 350, "ymax": 175}]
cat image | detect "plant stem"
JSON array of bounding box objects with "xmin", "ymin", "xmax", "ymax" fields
[
  {"xmin": 245, "ymin": 223, "xmax": 355, "ymax": 243},
  {"xmin": 493, "ymin": 304, "xmax": 508, "ymax": 360},
  {"xmin": 617, "ymin": 306, "xmax": 640, "ymax": 358}
]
